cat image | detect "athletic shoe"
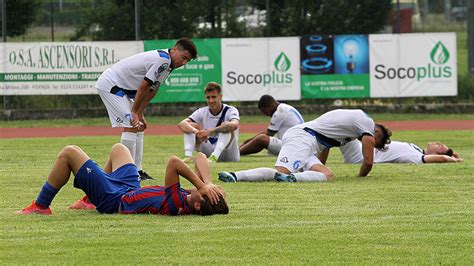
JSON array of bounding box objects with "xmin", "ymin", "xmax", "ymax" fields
[
  {"xmin": 138, "ymin": 170, "xmax": 154, "ymax": 180},
  {"xmin": 16, "ymin": 201, "xmax": 52, "ymax": 215},
  {"xmin": 218, "ymin": 172, "xmax": 237, "ymax": 183},
  {"xmin": 68, "ymin": 195, "xmax": 96, "ymax": 210},
  {"xmin": 182, "ymin": 156, "xmax": 193, "ymax": 164},
  {"xmin": 274, "ymin": 172, "xmax": 297, "ymax": 182},
  {"xmin": 208, "ymin": 155, "xmax": 218, "ymax": 164}
]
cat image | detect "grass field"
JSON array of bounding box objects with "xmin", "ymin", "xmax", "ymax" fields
[{"xmin": 1, "ymin": 124, "xmax": 473, "ymax": 264}]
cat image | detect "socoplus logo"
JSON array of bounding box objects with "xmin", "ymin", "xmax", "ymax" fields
[
  {"xmin": 374, "ymin": 41, "xmax": 452, "ymax": 81},
  {"xmin": 226, "ymin": 52, "xmax": 293, "ymax": 86}
]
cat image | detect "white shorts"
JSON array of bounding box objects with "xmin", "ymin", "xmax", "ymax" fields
[
  {"xmin": 275, "ymin": 127, "xmax": 323, "ymax": 173},
  {"xmin": 198, "ymin": 139, "xmax": 240, "ymax": 162},
  {"xmin": 267, "ymin": 136, "xmax": 282, "ymax": 155},
  {"xmin": 339, "ymin": 140, "xmax": 363, "ymax": 163},
  {"xmin": 98, "ymin": 90, "xmax": 134, "ymax": 128}
]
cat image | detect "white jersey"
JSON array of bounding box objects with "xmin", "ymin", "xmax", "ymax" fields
[
  {"xmin": 96, "ymin": 49, "xmax": 173, "ymax": 92},
  {"xmin": 375, "ymin": 141, "xmax": 425, "ymax": 164},
  {"xmin": 295, "ymin": 109, "xmax": 375, "ymax": 147},
  {"xmin": 268, "ymin": 103, "xmax": 304, "ymax": 139},
  {"xmin": 340, "ymin": 140, "xmax": 425, "ymax": 164},
  {"xmin": 189, "ymin": 104, "xmax": 240, "ymax": 139}
]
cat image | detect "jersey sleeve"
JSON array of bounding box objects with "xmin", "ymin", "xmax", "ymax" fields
[
  {"xmin": 161, "ymin": 183, "xmax": 190, "ymax": 215},
  {"xmin": 144, "ymin": 56, "xmax": 170, "ymax": 90},
  {"xmin": 226, "ymin": 106, "xmax": 240, "ymax": 121},
  {"xmin": 268, "ymin": 106, "xmax": 287, "ymax": 132},
  {"xmin": 354, "ymin": 113, "xmax": 375, "ymax": 137},
  {"xmin": 188, "ymin": 107, "xmax": 205, "ymax": 124}
]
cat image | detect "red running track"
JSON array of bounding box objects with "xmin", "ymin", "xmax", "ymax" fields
[{"xmin": 1, "ymin": 120, "xmax": 473, "ymax": 139}]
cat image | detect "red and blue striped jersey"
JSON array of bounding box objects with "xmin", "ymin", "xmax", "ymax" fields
[{"xmin": 119, "ymin": 182, "xmax": 191, "ymax": 215}]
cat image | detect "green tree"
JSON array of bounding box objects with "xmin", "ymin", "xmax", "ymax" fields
[
  {"xmin": 250, "ymin": 0, "xmax": 392, "ymax": 36},
  {"xmin": 1, "ymin": 0, "xmax": 40, "ymax": 37}
]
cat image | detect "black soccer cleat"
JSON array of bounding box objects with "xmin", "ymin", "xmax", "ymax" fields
[{"xmin": 138, "ymin": 170, "xmax": 155, "ymax": 180}]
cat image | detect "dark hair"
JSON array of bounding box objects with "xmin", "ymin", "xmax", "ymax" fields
[
  {"xmin": 445, "ymin": 148, "xmax": 454, "ymax": 157},
  {"xmin": 258, "ymin": 95, "xmax": 277, "ymax": 109},
  {"xmin": 200, "ymin": 195, "xmax": 229, "ymax": 216},
  {"xmin": 204, "ymin": 82, "xmax": 222, "ymax": 94},
  {"xmin": 175, "ymin": 37, "xmax": 197, "ymax": 59},
  {"xmin": 375, "ymin": 124, "xmax": 392, "ymax": 148}
]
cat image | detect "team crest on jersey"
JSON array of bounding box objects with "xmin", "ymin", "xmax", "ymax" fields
[
  {"xmin": 280, "ymin": 157, "xmax": 289, "ymax": 163},
  {"xmin": 157, "ymin": 63, "xmax": 169, "ymax": 74},
  {"xmin": 292, "ymin": 160, "xmax": 302, "ymax": 170}
]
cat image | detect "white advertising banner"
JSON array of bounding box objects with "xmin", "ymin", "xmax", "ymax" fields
[
  {"xmin": 221, "ymin": 37, "xmax": 301, "ymax": 101},
  {"xmin": 0, "ymin": 42, "xmax": 143, "ymax": 95},
  {"xmin": 369, "ymin": 33, "xmax": 457, "ymax": 97}
]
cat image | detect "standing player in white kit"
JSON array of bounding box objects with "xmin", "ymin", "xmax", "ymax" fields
[
  {"xmin": 219, "ymin": 109, "xmax": 391, "ymax": 183},
  {"xmin": 96, "ymin": 38, "xmax": 197, "ymax": 180}
]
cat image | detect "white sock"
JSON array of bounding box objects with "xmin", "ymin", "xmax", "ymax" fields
[
  {"xmin": 293, "ymin": 171, "xmax": 327, "ymax": 182},
  {"xmin": 184, "ymin": 133, "xmax": 196, "ymax": 157},
  {"xmin": 135, "ymin": 131, "xmax": 144, "ymax": 170},
  {"xmin": 212, "ymin": 133, "xmax": 232, "ymax": 159},
  {"xmin": 234, "ymin": 168, "xmax": 277, "ymax": 182},
  {"xmin": 121, "ymin": 132, "xmax": 137, "ymax": 162}
]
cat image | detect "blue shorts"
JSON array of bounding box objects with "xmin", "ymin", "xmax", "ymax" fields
[{"xmin": 74, "ymin": 159, "xmax": 140, "ymax": 214}]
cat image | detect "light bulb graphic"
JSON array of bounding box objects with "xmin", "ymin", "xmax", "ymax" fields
[{"xmin": 342, "ymin": 38, "xmax": 359, "ymax": 73}]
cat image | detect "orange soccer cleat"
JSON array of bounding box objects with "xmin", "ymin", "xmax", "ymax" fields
[
  {"xmin": 16, "ymin": 201, "xmax": 52, "ymax": 215},
  {"xmin": 68, "ymin": 195, "xmax": 96, "ymax": 210}
]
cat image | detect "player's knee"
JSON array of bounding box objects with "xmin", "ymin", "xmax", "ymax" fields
[
  {"xmin": 168, "ymin": 155, "xmax": 181, "ymax": 165},
  {"xmin": 255, "ymin": 134, "xmax": 269, "ymax": 146},
  {"xmin": 59, "ymin": 145, "xmax": 81, "ymax": 160}
]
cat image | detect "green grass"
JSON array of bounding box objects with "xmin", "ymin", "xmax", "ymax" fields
[
  {"xmin": 1, "ymin": 130, "xmax": 473, "ymax": 264},
  {"xmin": 1, "ymin": 113, "xmax": 473, "ymax": 128}
]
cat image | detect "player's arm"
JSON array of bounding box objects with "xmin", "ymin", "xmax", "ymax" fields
[
  {"xmin": 210, "ymin": 118, "xmax": 239, "ymax": 134},
  {"xmin": 359, "ymin": 134, "xmax": 375, "ymax": 177},
  {"xmin": 423, "ymin": 154, "xmax": 463, "ymax": 163},
  {"xmin": 164, "ymin": 156, "xmax": 221, "ymax": 204},
  {"xmin": 178, "ymin": 118, "xmax": 200, "ymax": 134},
  {"xmin": 241, "ymin": 129, "xmax": 268, "ymax": 145},
  {"xmin": 131, "ymin": 80, "xmax": 153, "ymax": 127},
  {"xmin": 317, "ymin": 148, "xmax": 330, "ymax": 165}
]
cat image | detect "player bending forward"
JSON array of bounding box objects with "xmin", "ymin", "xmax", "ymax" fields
[{"xmin": 16, "ymin": 144, "xmax": 228, "ymax": 216}]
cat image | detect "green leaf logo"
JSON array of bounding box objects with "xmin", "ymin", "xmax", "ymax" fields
[
  {"xmin": 430, "ymin": 41, "xmax": 450, "ymax": 65},
  {"xmin": 274, "ymin": 52, "xmax": 291, "ymax": 72}
]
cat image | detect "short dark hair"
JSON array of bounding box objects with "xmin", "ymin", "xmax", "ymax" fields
[
  {"xmin": 175, "ymin": 37, "xmax": 197, "ymax": 59},
  {"xmin": 200, "ymin": 195, "xmax": 229, "ymax": 216},
  {"xmin": 258, "ymin": 95, "xmax": 277, "ymax": 109},
  {"xmin": 375, "ymin": 124, "xmax": 392, "ymax": 148},
  {"xmin": 445, "ymin": 148, "xmax": 454, "ymax": 157},
  {"xmin": 204, "ymin": 82, "xmax": 222, "ymax": 94}
]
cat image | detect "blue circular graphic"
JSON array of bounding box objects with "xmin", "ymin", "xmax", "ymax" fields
[
  {"xmin": 305, "ymin": 44, "xmax": 327, "ymax": 55},
  {"xmin": 302, "ymin": 58, "xmax": 333, "ymax": 74}
]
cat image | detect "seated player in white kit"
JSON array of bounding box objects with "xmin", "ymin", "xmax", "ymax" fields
[
  {"xmin": 339, "ymin": 139, "xmax": 463, "ymax": 164},
  {"xmin": 178, "ymin": 82, "xmax": 240, "ymax": 163},
  {"xmin": 239, "ymin": 95, "xmax": 304, "ymax": 156},
  {"xmin": 96, "ymin": 37, "xmax": 197, "ymax": 181},
  {"xmin": 219, "ymin": 109, "xmax": 391, "ymax": 183}
]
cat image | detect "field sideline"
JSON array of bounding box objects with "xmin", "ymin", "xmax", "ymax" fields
[{"xmin": 1, "ymin": 116, "xmax": 473, "ymax": 264}]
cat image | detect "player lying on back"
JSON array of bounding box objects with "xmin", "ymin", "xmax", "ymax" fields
[
  {"xmin": 16, "ymin": 143, "xmax": 228, "ymax": 216},
  {"xmin": 339, "ymin": 139, "xmax": 463, "ymax": 164}
]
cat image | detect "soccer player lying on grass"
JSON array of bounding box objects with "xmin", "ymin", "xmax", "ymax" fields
[
  {"xmin": 16, "ymin": 143, "xmax": 228, "ymax": 216},
  {"xmin": 339, "ymin": 139, "xmax": 463, "ymax": 164}
]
